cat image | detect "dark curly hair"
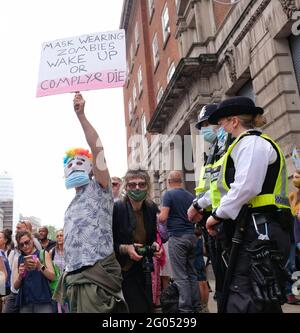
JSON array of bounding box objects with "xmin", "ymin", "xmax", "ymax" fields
[{"xmin": 0, "ymin": 229, "xmax": 13, "ymax": 251}]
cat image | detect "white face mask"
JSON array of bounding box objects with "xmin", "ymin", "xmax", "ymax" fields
[{"xmin": 64, "ymin": 155, "xmax": 92, "ymax": 179}]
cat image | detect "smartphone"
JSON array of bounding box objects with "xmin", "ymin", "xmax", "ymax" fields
[
  {"xmin": 24, "ymin": 255, "xmax": 34, "ymax": 270},
  {"xmin": 24, "ymin": 255, "xmax": 33, "ymax": 261}
]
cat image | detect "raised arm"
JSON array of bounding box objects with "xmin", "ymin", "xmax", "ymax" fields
[{"xmin": 73, "ymin": 92, "xmax": 110, "ymax": 188}]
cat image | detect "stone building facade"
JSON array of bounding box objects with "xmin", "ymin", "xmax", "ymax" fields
[{"xmin": 121, "ymin": 0, "xmax": 300, "ymax": 201}]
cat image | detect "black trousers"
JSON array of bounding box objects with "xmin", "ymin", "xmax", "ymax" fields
[
  {"xmin": 218, "ymin": 220, "xmax": 291, "ymax": 313},
  {"xmin": 121, "ymin": 261, "xmax": 153, "ymax": 313}
]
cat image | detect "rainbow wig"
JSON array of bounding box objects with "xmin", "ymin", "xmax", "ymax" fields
[{"xmin": 63, "ymin": 148, "xmax": 93, "ymax": 166}]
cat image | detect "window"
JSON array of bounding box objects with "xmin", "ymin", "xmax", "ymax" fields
[
  {"xmin": 128, "ymin": 98, "xmax": 133, "ymax": 124},
  {"xmin": 148, "ymin": 0, "xmax": 154, "ymax": 19},
  {"xmin": 167, "ymin": 62, "xmax": 176, "ymax": 83},
  {"xmin": 156, "ymin": 86, "xmax": 164, "ymax": 104},
  {"xmin": 236, "ymin": 80, "xmax": 255, "ymax": 101},
  {"xmin": 130, "ymin": 44, "xmax": 134, "ymax": 72},
  {"xmin": 131, "ymin": 144, "xmax": 137, "ymax": 162},
  {"xmin": 133, "ymin": 83, "xmax": 137, "ymax": 107},
  {"xmin": 137, "ymin": 66, "xmax": 143, "ymax": 96},
  {"xmin": 290, "ymin": 35, "xmax": 300, "ymax": 93},
  {"xmin": 134, "ymin": 23, "xmax": 140, "ymax": 54},
  {"xmin": 161, "ymin": 4, "xmax": 170, "ymax": 44},
  {"xmin": 152, "ymin": 33, "xmax": 159, "ymax": 68},
  {"xmin": 126, "ymin": 61, "xmax": 130, "ymax": 86},
  {"xmin": 141, "ymin": 113, "xmax": 147, "ymax": 137}
]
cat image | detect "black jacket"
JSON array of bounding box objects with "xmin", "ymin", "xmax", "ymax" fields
[{"xmin": 112, "ymin": 199, "xmax": 159, "ymax": 268}]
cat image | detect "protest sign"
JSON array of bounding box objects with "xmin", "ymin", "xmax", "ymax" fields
[{"xmin": 36, "ymin": 30, "xmax": 126, "ymax": 97}]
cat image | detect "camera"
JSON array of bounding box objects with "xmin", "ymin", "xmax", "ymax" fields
[
  {"xmin": 134, "ymin": 245, "xmax": 156, "ymax": 257},
  {"xmin": 134, "ymin": 245, "xmax": 156, "ymax": 275}
]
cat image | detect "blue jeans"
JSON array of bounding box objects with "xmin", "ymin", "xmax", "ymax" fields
[{"xmin": 168, "ymin": 234, "xmax": 200, "ymax": 313}]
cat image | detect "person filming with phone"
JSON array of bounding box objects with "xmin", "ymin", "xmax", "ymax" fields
[{"xmin": 13, "ymin": 231, "xmax": 55, "ymax": 313}]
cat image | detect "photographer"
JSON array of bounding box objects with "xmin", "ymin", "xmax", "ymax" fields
[{"xmin": 112, "ymin": 169, "xmax": 161, "ymax": 313}]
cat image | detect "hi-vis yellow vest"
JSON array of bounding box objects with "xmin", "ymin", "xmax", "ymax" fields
[
  {"xmin": 195, "ymin": 164, "xmax": 212, "ymax": 196},
  {"xmin": 195, "ymin": 140, "xmax": 220, "ymax": 196},
  {"xmin": 210, "ymin": 131, "xmax": 290, "ymax": 211}
]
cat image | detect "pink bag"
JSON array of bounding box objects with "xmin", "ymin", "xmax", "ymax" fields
[{"xmin": 157, "ymin": 222, "xmax": 169, "ymax": 243}]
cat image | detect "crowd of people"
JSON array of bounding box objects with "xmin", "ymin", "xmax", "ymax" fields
[{"xmin": 0, "ymin": 93, "xmax": 300, "ymax": 314}]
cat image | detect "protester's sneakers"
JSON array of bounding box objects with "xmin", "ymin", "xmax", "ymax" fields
[{"xmin": 286, "ymin": 294, "xmax": 300, "ymax": 305}]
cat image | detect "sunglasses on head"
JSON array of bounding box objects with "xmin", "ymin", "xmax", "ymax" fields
[
  {"xmin": 127, "ymin": 182, "xmax": 147, "ymax": 190},
  {"xmin": 19, "ymin": 240, "xmax": 31, "ymax": 248}
]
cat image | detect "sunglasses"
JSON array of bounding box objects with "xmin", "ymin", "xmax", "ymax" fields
[
  {"xmin": 19, "ymin": 240, "xmax": 31, "ymax": 248},
  {"xmin": 112, "ymin": 182, "xmax": 120, "ymax": 187},
  {"xmin": 127, "ymin": 182, "xmax": 147, "ymax": 190}
]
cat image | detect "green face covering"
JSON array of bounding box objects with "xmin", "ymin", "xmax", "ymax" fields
[{"xmin": 127, "ymin": 189, "xmax": 147, "ymax": 202}]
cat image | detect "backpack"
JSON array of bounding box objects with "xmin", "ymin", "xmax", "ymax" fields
[
  {"xmin": 160, "ymin": 282, "xmax": 179, "ymax": 313},
  {"xmin": 39, "ymin": 249, "xmax": 60, "ymax": 295}
]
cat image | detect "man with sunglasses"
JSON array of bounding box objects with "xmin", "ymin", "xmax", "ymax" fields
[{"xmin": 111, "ymin": 176, "xmax": 122, "ymax": 202}]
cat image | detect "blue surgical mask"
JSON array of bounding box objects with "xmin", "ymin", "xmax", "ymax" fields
[
  {"xmin": 217, "ymin": 127, "xmax": 227, "ymax": 144},
  {"xmin": 65, "ymin": 171, "xmax": 90, "ymax": 189},
  {"xmin": 200, "ymin": 127, "xmax": 217, "ymax": 143}
]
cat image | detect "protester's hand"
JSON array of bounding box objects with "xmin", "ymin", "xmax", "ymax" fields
[
  {"xmin": 73, "ymin": 92, "xmax": 85, "ymax": 116},
  {"xmin": 187, "ymin": 205, "xmax": 203, "ymax": 223},
  {"xmin": 25, "ymin": 255, "xmax": 39, "ymax": 271},
  {"xmin": 127, "ymin": 244, "xmax": 144, "ymax": 262},
  {"xmin": 294, "ymin": 171, "xmax": 300, "ymax": 179},
  {"xmin": 152, "ymin": 242, "xmax": 162, "ymax": 258},
  {"xmin": 18, "ymin": 263, "xmax": 26, "ymax": 279},
  {"xmin": 206, "ymin": 215, "xmax": 219, "ymax": 237},
  {"xmin": 34, "ymin": 258, "xmax": 43, "ymax": 271}
]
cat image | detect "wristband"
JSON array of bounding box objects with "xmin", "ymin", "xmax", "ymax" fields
[
  {"xmin": 192, "ymin": 198, "xmax": 202, "ymax": 211},
  {"xmin": 211, "ymin": 209, "xmax": 221, "ymax": 221}
]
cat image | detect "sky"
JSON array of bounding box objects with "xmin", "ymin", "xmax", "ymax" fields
[{"xmin": 0, "ymin": 0, "xmax": 127, "ymax": 229}]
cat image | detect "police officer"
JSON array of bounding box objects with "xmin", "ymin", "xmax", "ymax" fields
[
  {"xmin": 196, "ymin": 97, "xmax": 291, "ymax": 313},
  {"xmin": 188, "ymin": 103, "xmax": 228, "ymax": 221},
  {"xmin": 188, "ymin": 103, "xmax": 233, "ymax": 307},
  {"xmin": 194, "ymin": 104, "xmax": 218, "ymax": 199}
]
